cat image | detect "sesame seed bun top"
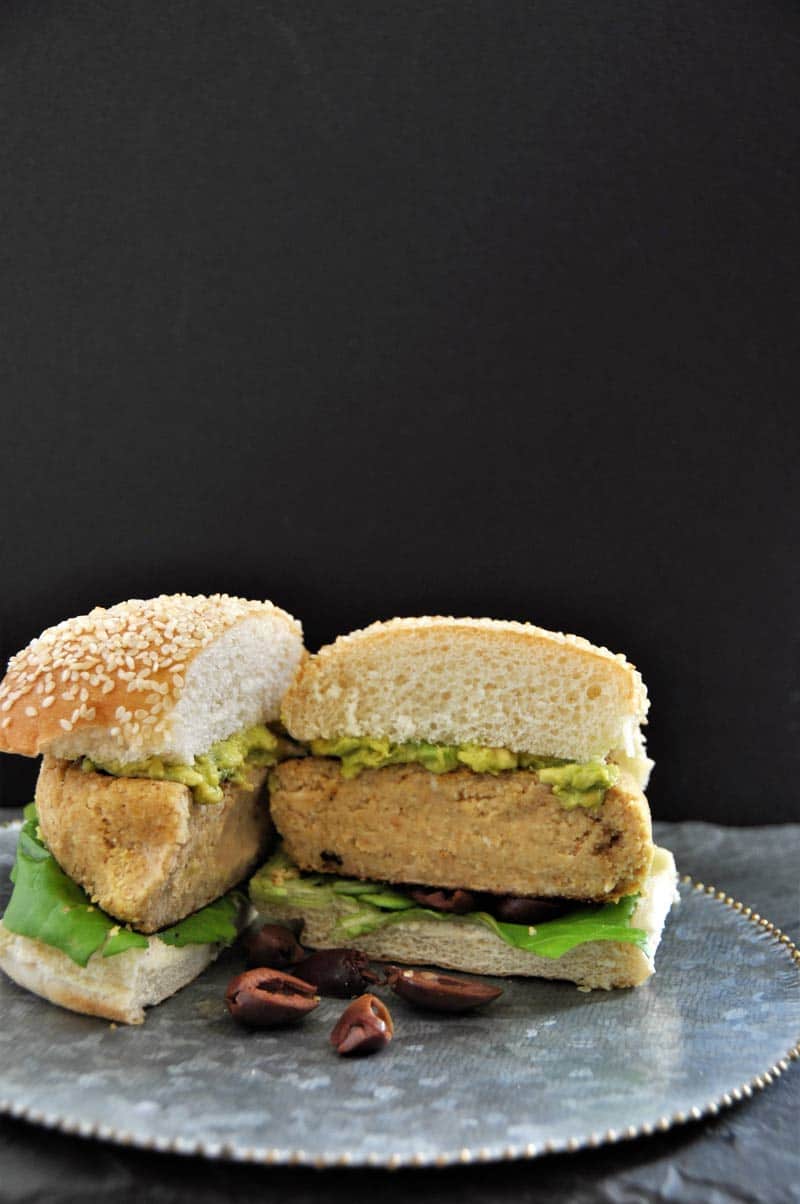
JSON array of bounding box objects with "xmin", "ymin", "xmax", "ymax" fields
[{"xmin": 0, "ymin": 594, "xmax": 304, "ymax": 764}]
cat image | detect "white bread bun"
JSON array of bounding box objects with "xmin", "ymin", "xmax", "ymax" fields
[
  {"xmin": 255, "ymin": 848, "xmax": 678, "ymax": 991},
  {"xmin": 282, "ymin": 616, "xmax": 649, "ymax": 767},
  {"xmin": 0, "ymin": 917, "xmax": 247, "ymax": 1024},
  {"xmin": 0, "ymin": 594, "xmax": 304, "ymax": 765}
]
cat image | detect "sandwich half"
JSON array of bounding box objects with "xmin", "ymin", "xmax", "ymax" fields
[
  {"xmin": 0, "ymin": 593, "xmax": 304, "ymax": 1022},
  {"xmin": 251, "ymin": 617, "xmax": 677, "ymax": 989}
]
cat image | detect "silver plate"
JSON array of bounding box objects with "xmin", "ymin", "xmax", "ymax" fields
[{"xmin": 0, "ymin": 824, "xmax": 797, "ymax": 1168}]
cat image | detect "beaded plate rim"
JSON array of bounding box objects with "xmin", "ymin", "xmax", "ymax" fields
[{"xmin": 0, "ymin": 818, "xmax": 797, "ymax": 1170}]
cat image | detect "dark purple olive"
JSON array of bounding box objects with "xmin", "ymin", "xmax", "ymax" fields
[
  {"xmin": 330, "ymin": 994, "xmax": 394, "ymax": 1056},
  {"xmin": 225, "ymin": 968, "xmax": 319, "ymax": 1027},
  {"xmin": 406, "ymin": 886, "xmax": 477, "ymax": 914},
  {"xmin": 293, "ymin": 947, "xmax": 382, "ymax": 998},
  {"xmin": 241, "ymin": 923, "xmax": 306, "ymax": 970},
  {"xmin": 491, "ymin": 896, "xmax": 574, "ymax": 924},
  {"xmin": 386, "ymin": 966, "xmax": 502, "ymax": 1012}
]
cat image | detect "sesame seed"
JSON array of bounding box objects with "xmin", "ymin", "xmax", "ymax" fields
[
  {"xmin": 0, "ymin": 594, "xmax": 295, "ymax": 744},
  {"xmin": 24, "ymin": 706, "xmax": 37, "ymax": 717}
]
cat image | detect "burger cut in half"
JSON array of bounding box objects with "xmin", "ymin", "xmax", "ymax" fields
[
  {"xmin": 0, "ymin": 594, "xmax": 304, "ymax": 1023},
  {"xmin": 251, "ymin": 617, "xmax": 678, "ymax": 990}
]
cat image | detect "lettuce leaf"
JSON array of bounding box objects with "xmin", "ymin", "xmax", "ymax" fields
[
  {"xmin": 2, "ymin": 805, "xmax": 241, "ymax": 966},
  {"xmin": 465, "ymin": 897, "xmax": 645, "ymax": 958},
  {"xmin": 157, "ymin": 893, "xmax": 242, "ymax": 947},
  {"xmin": 249, "ymin": 848, "xmax": 648, "ymax": 960}
]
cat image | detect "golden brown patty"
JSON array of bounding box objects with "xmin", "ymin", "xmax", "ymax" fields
[
  {"xmin": 35, "ymin": 756, "xmax": 273, "ymax": 932},
  {"xmin": 269, "ymin": 758, "xmax": 654, "ymax": 901}
]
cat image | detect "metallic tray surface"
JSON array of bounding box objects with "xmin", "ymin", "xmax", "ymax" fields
[{"xmin": 0, "ymin": 825, "xmax": 797, "ymax": 1168}]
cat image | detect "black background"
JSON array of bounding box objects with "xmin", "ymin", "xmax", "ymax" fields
[{"xmin": 0, "ymin": 0, "xmax": 798, "ymax": 822}]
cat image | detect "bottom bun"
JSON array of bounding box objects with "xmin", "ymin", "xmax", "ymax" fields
[
  {"xmin": 254, "ymin": 847, "xmax": 678, "ymax": 991},
  {"xmin": 0, "ymin": 919, "xmax": 247, "ymax": 1025}
]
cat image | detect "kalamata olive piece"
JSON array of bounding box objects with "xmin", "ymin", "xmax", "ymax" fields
[
  {"xmin": 242, "ymin": 923, "xmax": 305, "ymax": 969},
  {"xmin": 293, "ymin": 947, "xmax": 382, "ymax": 997},
  {"xmin": 225, "ymin": 968, "xmax": 319, "ymax": 1027},
  {"xmin": 406, "ymin": 886, "xmax": 477, "ymax": 913},
  {"xmin": 330, "ymin": 994, "xmax": 394, "ymax": 1056},
  {"xmin": 491, "ymin": 896, "xmax": 573, "ymax": 924},
  {"xmin": 386, "ymin": 966, "xmax": 502, "ymax": 1012}
]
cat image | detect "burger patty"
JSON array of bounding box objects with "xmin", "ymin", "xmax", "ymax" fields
[
  {"xmin": 269, "ymin": 758, "xmax": 654, "ymax": 901},
  {"xmin": 35, "ymin": 756, "xmax": 273, "ymax": 932}
]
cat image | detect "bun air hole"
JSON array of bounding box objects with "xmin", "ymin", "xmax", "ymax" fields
[{"xmin": 586, "ymin": 685, "xmax": 602, "ymax": 700}]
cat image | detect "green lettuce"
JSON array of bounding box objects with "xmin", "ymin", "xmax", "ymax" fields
[
  {"xmin": 156, "ymin": 894, "xmax": 242, "ymax": 948},
  {"xmin": 249, "ymin": 848, "xmax": 648, "ymax": 960},
  {"xmin": 2, "ymin": 805, "xmax": 242, "ymax": 966},
  {"xmin": 464, "ymin": 898, "xmax": 646, "ymax": 958}
]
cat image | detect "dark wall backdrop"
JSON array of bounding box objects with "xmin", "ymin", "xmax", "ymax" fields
[{"xmin": 0, "ymin": 1, "xmax": 798, "ymax": 822}]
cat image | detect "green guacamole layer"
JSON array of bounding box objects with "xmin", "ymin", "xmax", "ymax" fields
[
  {"xmin": 81, "ymin": 724, "xmax": 280, "ymax": 805},
  {"xmin": 309, "ymin": 737, "xmax": 619, "ymax": 809}
]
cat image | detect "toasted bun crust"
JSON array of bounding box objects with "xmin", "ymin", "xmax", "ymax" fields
[
  {"xmin": 0, "ymin": 594, "xmax": 304, "ymax": 764},
  {"xmin": 0, "ymin": 917, "xmax": 245, "ymax": 1024},
  {"xmin": 254, "ymin": 848, "xmax": 678, "ymax": 991},
  {"xmin": 282, "ymin": 616, "xmax": 649, "ymax": 764}
]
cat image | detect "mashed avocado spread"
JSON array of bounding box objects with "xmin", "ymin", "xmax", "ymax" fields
[
  {"xmin": 81, "ymin": 724, "xmax": 280, "ymax": 805},
  {"xmin": 309, "ymin": 737, "xmax": 618, "ymax": 808}
]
